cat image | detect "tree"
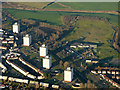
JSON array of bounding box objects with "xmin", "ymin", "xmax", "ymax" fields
[
  {"xmin": 64, "ymin": 61, "xmax": 69, "ymax": 68},
  {"xmin": 47, "ymin": 73, "xmax": 51, "ymax": 79},
  {"xmin": 87, "ymin": 80, "xmax": 91, "ymax": 88},
  {"xmin": 59, "ymin": 60, "xmax": 63, "ymax": 67}
]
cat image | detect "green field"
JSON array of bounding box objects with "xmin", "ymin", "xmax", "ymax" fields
[
  {"xmin": 60, "ymin": 2, "xmax": 118, "ymax": 11},
  {"xmin": 46, "ymin": 2, "xmax": 69, "ymax": 9},
  {"xmin": 62, "ymin": 19, "xmax": 119, "ymax": 59},
  {"xmin": 3, "ymin": 8, "xmax": 118, "ymax": 26},
  {"xmin": 17, "ymin": 2, "xmax": 118, "ymax": 11},
  {"xmin": 17, "ymin": 2, "xmax": 49, "ymax": 9}
]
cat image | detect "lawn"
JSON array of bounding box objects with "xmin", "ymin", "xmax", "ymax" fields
[{"xmin": 62, "ymin": 19, "xmax": 119, "ymax": 59}]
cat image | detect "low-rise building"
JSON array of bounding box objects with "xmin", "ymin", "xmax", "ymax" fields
[
  {"xmin": 91, "ymin": 70, "xmax": 97, "ymax": 74},
  {"xmin": 2, "ymin": 40, "xmax": 7, "ymax": 44},
  {"xmin": 27, "ymin": 74, "xmax": 36, "ymax": 79},
  {"xmin": 29, "ymin": 80, "xmax": 39, "ymax": 85},
  {"xmin": 40, "ymin": 82, "xmax": 49, "ymax": 87},
  {"xmin": 86, "ymin": 59, "xmax": 92, "ymax": 63},
  {"xmin": 0, "ymin": 75, "xmax": 7, "ymax": 80},
  {"xmin": 6, "ymin": 60, "xmax": 29, "ymax": 76},
  {"xmin": 52, "ymin": 85, "xmax": 59, "ymax": 89},
  {"xmin": 98, "ymin": 70, "xmax": 101, "ymax": 74},
  {"xmin": 102, "ymin": 70, "xmax": 106, "ymax": 74},
  {"xmin": 116, "ymin": 71, "xmax": 119, "ymax": 75},
  {"xmin": 111, "ymin": 71, "xmax": 116, "ymax": 74},
  {"xmin": 107, "ymin": 71, "xmax": 111, "ymax": 74},
  {"xmin": 0, "ymin": 46, "xmax": 7, "ymax": 50}
]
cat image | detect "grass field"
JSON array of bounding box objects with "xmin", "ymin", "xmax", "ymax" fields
[
  {"xmin": 45, "ymin": 2, "xmax": 69, "ymax": 9},
  {"xmin": 3, "ymin": 8, "xmax": 63, "ymax": 25},
  {"xmin": 62, "ymin": 19, "xmax": 119, "ymax": 59},
  {"xmin": 3, "ymin": 8, "xmax": 118, "ymax": 26},
  {"xmin": 17, "ymin": 2, "xmax": 118, "ymax": 11},
  {"xmin": 60, "ymin": 2, "xmax": 118, "ymax": 11},
  {"xmin": 17, "ymin": 2, "xmax": 49, "ymax": 9}
]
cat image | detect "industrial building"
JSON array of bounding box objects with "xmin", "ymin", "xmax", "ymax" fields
[
  {"xmin": 40, "ymin": 44, "xmax": 48, "ymax": 57},
  {"xmin": 13, "ymin": 22, "xmax": 20, "ymax": 33},
  {"xmin": 43, "ymin": 56, "xmax": 52, "ymax": 69},
  {"xmin": 23, "ymin": 34, "xmax": 31, "ymax": 46},
  {"xmin": 64, "ymin": 67, "xmax": 73, "ymax": 82}
]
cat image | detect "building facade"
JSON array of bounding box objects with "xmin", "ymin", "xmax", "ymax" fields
[
  {"xmin": 43, "ymin": 56, "xmax": 52, "ymax": 69},
  {"xmin": 23, "ymin": 34, "xmax": 31, "ymax": 46},
  {"xmin": 64, "ymin": 67, "xmax": 73, "ymax": 82},
  {"xmin": 13, "ymin": 22, "xmax": 20, "ymax": 33},
  {"xmin": 40, "ymin": 44, "xmax": 48, "ymax": 57}
]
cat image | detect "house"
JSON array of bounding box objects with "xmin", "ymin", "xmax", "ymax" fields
[
  {"xmin": 89, "ymin": 45, "xmax": 97, "ymax": 49},
  {"xmin": 97, "ymin": 70, "xmax": 101, "ymax": 74},
  {"xmin": 40, "ymin": 82, "xmax": 49, "ymax": 87},
  {"xmin": 0, "ymin": 75, "xmax": 8, "ymax": 80},
  {"xmin": 27, "ymin": 74, "xmax": 36, "ymax": 79},
  {"xmin": 102, "ymin": 70, "xmax": 106, "ymax": 74},
  {"xmin": 86, "ymin": 59, "xmax": 92, "ymax": 63},
  {"xmin": 2, "ymin": 40, "xmax": 7, "ymax": 44},
  {"xmin": 111, "ymin": 71, "xmax": 116, "ymax": 74},
  {"xmin": 107, "ymin": 71, "xmax": 111, "ymax": 74},
  {"xmin": 29, "ymin": 80, "xmax": 39, "ymax": 85},
  {"xmin": 52, "ymin": 85, "xmax": 59, "ymax": 89},
  {"xmin": 91, "ymin": 70, "xmax": 97, "ymax": 74}
]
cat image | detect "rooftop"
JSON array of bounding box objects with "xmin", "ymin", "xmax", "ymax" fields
[{"xmin": 66, "ymin": 67, "xmax": 73, "ymax": 71}]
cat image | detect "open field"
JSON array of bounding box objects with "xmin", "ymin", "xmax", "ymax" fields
[
  {"xmin": 3, "ymin": 8, "xmax": 118, "ymax": 26},
  {"xmin": 59, "ymin": 2, "xmax": 118, "ymax": 11},
  {"xmin": 45, "ymin": 2, "xmax": 70, "ymax": 9},
  {"xmin": 62, "ymin": 19, "xmax": 119, "ymax": 59},
  {"xmin": 17, "ymin": 2, "xmax": 118, "ymax": 11},
  {"xmin": 17, "ymin": 2, "xmax": 49, "ymax": 9}
]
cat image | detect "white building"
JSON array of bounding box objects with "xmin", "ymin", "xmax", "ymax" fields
[
  {"xmin": 13, "ymin": 22, "xmax": 20, "ymax": 33},
  {"xmin": 40, "ymin": 82, "xmax": 49, "ymax": 87},
  {"xmin": 40, "ymin": 44, "xmax": 48, "ymax": 57},
  {"xmin": 23, "ymin": 34, "xmax": 31, "ymax": 46},
  {"xmin": 43, "ymin": 56, "xmax": 52, "ymax": 69},
  {"xmin": 64, "ymin": 67, "xmax": 73, "ymax": 82}
]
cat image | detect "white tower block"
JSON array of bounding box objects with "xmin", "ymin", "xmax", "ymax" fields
[
  {"xmin": 43, "ymin": 56, "xmax": 52, "ymax": 69},
  {"xmin": 23, "ymin": 34, "xmax": 31, "ymax": 46},
  {"xmin": 40, "ymin": 44, "xmax": 48, "ymax": 57},
  {"xmin": 13, "ymin": 22, "xmax": 20, "ymax": 33},
  {"xmin": 64, "ymin": 67, "xmax": 73, "ymax": 82}
]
